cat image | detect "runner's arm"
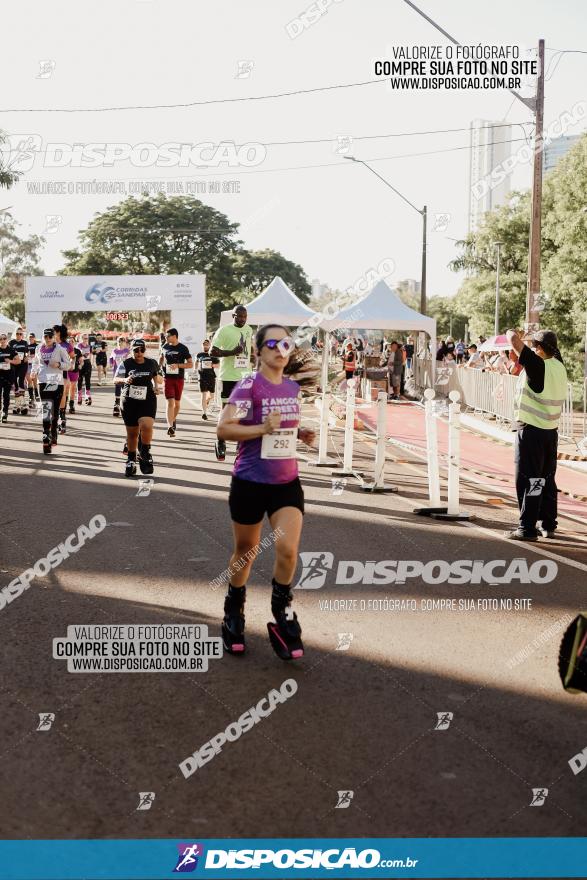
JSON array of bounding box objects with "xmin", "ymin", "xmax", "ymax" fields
[
  {"xmin": 210, "ymin": 345, "xmax": 240, "ymax": 358},
  {"xmin": 217, "ymin": 404, "xmax": 279, "ymax": 441}
]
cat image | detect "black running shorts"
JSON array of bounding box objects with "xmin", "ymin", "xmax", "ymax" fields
[
  {"xmin": 221, "ymin": 380, "xmax": 238, "ymax": 401},
  {"xmin": 199, "ymin": 374, "xmax": 216, "ymax": 393},
  {"xmin": 229, "ymin": 475, "xmax": 304, "ymax": 525},
  {"xmin": 121, "ymin": 397, "xmax": 157, "ymax": 427}
]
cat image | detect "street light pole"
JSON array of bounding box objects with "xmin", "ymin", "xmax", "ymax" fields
[
  {"xmin": 494, "ymin": 241, "xmax": 502, "ymax": 336},
  {"xmin": 344, "ymin": 156, "xmax": 427, "ymax": 315},
  {"xmin": 421, "ymin": 205, "xmax": 427, "ymax": 316}
]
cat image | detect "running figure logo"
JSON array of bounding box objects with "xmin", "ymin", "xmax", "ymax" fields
[
  {"xmin": 136, "ymin": 791, "xmax": 155, "ymax": 811},
  {"xmin": 235, "ymin": 60, "xmax": 254, "ymax": 79},
  {"xmin": 336, "ymin": 633, "xmax": 354, "ymax": 651},
  {"xmin": 335, "ymin": 790, "xmax": 354, "ymax": 809},
  {"xmin": 433, "ymin": 212, "xmax": 451, "ymax": 232},
  {"xmin": 146, "ymin": 295, "xmax": 162, "ymax": 311},
  {"xmin": 44, "ymin": 215, "xmax": 62, "ymax": 234},
  {"xmin": 530, "ymin": 788, "xmax": 548, "ymax": 806},
  {"xmin": 334, "ymin": 135, "xmax": 353, "ymax": 155},
  {"xmin": 173, "ymin": 843, "xmax": 204, "ymax": 873},
  {"xmin": 527, "ymin": 478, "xmax": 545, "ymax": 497},
  {"xmin": 37, "ymin": 60, "xmax": 56, "ymax": 79},
  {"xmin": 434, "ymin": 712, "xmax": 453, "ymax": 731},
  {"xmin": 36, "ymin": 713, "xmax": 55, "ymax": 731},
  {"xmin": 294, "ymin": 552, "xmax": 334, "ymax": 590}
]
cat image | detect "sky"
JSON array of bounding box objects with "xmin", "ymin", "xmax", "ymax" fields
[{"xmin": 1, "ymin": 0, "xmax": 586, "ymax": 302}]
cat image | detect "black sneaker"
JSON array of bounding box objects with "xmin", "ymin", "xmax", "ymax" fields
[
  {"xmin": 202, "ymin": 412, "xmax": 208, "ymax": 420},
  {"xmin": 42, "ymin": 434, "xmax": 52, "ymax": 454},
  {"xmin": 268, "ymin": 581, "xmax": 304, "ymax": 660},
  {"xmin": 139, "ymin": 450, "xmax": 154, "ymax": 475},
  {"xmin": 215, "ymin": 439, "xmax": 226, "ymax": 461},
  {"xmin": 58, "ymin": 418, "xmax": 66, "ymax": 435},
  {"xmin": 125, "ymin": 458, "xmax": 137, "ymax": 478},
  {"xmin": 68, "ymin": 402, "xmax": 75, "ymax": 414},
  {"xmin": 20, "ymin": 406, "xmax": 28, "ymax": 416},
  {"xmin": 167, "ymin": 426, "xmax": 176, "ymax": 437},
  {"xmin": 506, "ymin": 529, "xmax": 538, "ymax": 542},
  {"xmin": 113, "ymin": 403, "xmax": 121, "ymax": 417},
  {"xmin": 222, "ymin": 590, "xmax": 246, "ymax": 654},
  {"xmin": 1, "ymin": 413, "xmax": 7, "ymax": 423}
]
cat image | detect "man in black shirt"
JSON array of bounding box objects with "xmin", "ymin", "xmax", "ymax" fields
[
  {"xmin": 9, "ymin": 327, "xmax": 29, "ymax": 414},
  {"xmin": 195, "ymin": 338, "xmax": 219, "ymax": 420},
  {"xmin": 506, "ymin": 328, "xmax": 568, "ymax": 541},
  {"xmin": 0, "ymin": 333, "xmax": 18, "ymax": 421},
  {"xmin": 159, "ymin": 328, "xmax": 193, "ymax": 437},
  {"xmin": 115, "ymin": 338, "xmax": 162, "ymax": 477}
]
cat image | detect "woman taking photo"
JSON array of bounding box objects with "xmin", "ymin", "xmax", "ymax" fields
[{"xmin": 216, "ymin": 324, "xmax": 315, "ymax": 661}]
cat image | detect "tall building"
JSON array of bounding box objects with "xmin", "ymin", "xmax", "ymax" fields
[
  {"xmin": 311, "ymin": 278, "xmax": 329, "ymax": 301},
  {"xmin": 468, "ymin": 120, "xmax": 512, "ymax": 232},
  {"xmin": 543, "ymin": 135, "xmax": 581, "ymax": 173}
]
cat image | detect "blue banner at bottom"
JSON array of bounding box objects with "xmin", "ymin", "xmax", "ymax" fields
[{"xmin": 0, "ymin": 838, "xmax": 585, "ymax": 880}]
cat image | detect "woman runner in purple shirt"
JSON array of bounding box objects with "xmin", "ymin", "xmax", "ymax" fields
[{"xmin": 216, "ymin": 324, "xmax": 315, "ymax": 660}]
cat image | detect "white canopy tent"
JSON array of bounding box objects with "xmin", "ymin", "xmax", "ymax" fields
[
  {"xmin": 0, "ymin": 313, "xmax": 19, "ymax": 336},
  {"xmin": 219, "ymin": 276, "xmax": 318, "ymax": 328},
  {"xmin": 321, "ymin": 279, "xmax": 436, "ymax": 338}
]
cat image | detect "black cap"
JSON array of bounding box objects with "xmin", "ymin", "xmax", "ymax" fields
[
  {"xmin": 131, "ymin": 338, "xmax": 146, "ymax": 349},
  {"xmin": 43, "ymin": 328, "xmax": 54, "ymax": 336},
  {"xmin": 532, "ymin": 329, "xmax": 558, "ymax": 352}
]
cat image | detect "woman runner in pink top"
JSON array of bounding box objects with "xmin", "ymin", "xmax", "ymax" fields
[{"xmin": 216, "ymin": 324, "xmax": 315, "ymax": 661}]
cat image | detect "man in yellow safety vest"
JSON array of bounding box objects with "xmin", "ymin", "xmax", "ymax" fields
[{"xmin": 506, "ymin": 328, "xmax": 568, "ymax": 541}]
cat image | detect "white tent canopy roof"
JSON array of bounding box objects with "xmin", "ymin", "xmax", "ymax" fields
[
  {"xmin": 220, "ymin": 276, "xmax": 316, "ymax": 328},
  {"xmin": 0, "ymin": 312, "xmax": 20, "ymax": 335},
  {"xmin": 322, "ymin": 280, "xmax": 436, "ymax": 337}
]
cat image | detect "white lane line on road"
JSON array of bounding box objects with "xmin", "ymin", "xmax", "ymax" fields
[
  {"xmin": 460, "ymin": 520, "xmax": 587, "ymax": 574},
  {"xmin": 349, "ymin": 428, "xmax": 587, "ymax": 567}
]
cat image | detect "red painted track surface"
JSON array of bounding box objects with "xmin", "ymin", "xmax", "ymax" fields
[{"xmin": 358, "ymin": 400, "xmax": 587, "ymax": 520}]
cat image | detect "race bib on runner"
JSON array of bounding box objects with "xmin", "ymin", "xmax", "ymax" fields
[
  {"xmin": 166, "ymin": 364, "xmax": 179, "ymax": 375},
  {"xmin": 234, "ymin": 355, "xmax": 248, "ymax": 370},
  {"xmin": 129, "ymin": 385, "xmax": 147, "ymax": 400},
  {"xmin": 261, "ymin": 428, "xmax": 297, "ymax": 460},
  {"xmin": 0, "ymin": 362, "xmax": 10, "ymax": 370},
  {"xmin": 200, "ymin": 358, "xmax": 213, "ymax": 370},
  {"xmin": 45, "ymin": 372, "xmax": 61, "ymax": 391}
]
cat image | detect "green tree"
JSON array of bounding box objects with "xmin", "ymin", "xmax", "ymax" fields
[
  {"xmin": 541, "ymin": 134, "xmax": 587, "ymax": 379},
  {"xmin": 449, "ymin": 192, "xmax": 532, "ymax": 338},
  {"xmin": 427, "ymin": 296, "xmax": 468, "ymax": 340},
  {"xmin": 61, "ymin": 194, "xmax": 243, "ymax": 325},
  {"xmin": 232, "ymin": 249, "xmax": 311, "ymax": 303},
  {"xmin": 0, "ymin": 131, "xmax": 21, "ymax": 190},
  {"xmin": 449, "ymin": 135, "xmax": 587, "ymax": 379},
  {"xmin": 0, "ymin": 213, "xmax": 45, "ymax": 322}
]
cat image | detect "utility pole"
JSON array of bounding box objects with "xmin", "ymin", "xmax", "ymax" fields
[
  {"xmin": 400, "ymin": 3, "xmax": 544, "ymax": 333},
  {"xmin": 420, "ymin": 206, "xmax": 427, "ymax": 316},
  {"xmin": 494, "ymin": 242, "xmax": 502, "ymax": 336},
  {"xmin": 525, "ymin": 38, "xmax": 545, "ymax": 334}
]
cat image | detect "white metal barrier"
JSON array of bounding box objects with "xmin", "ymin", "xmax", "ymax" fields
[
  {"xmin": 415, "ymin": 363, "xmax": 575, "ymax": 441},
  {"xmin": 413, "ymin": 389, "xmax": 471, "ymax": 520}
]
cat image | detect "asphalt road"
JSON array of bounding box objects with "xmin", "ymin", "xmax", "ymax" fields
[{"xmin": 1, "ymin": 382, "xmax": 586, "ymax": 845}]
